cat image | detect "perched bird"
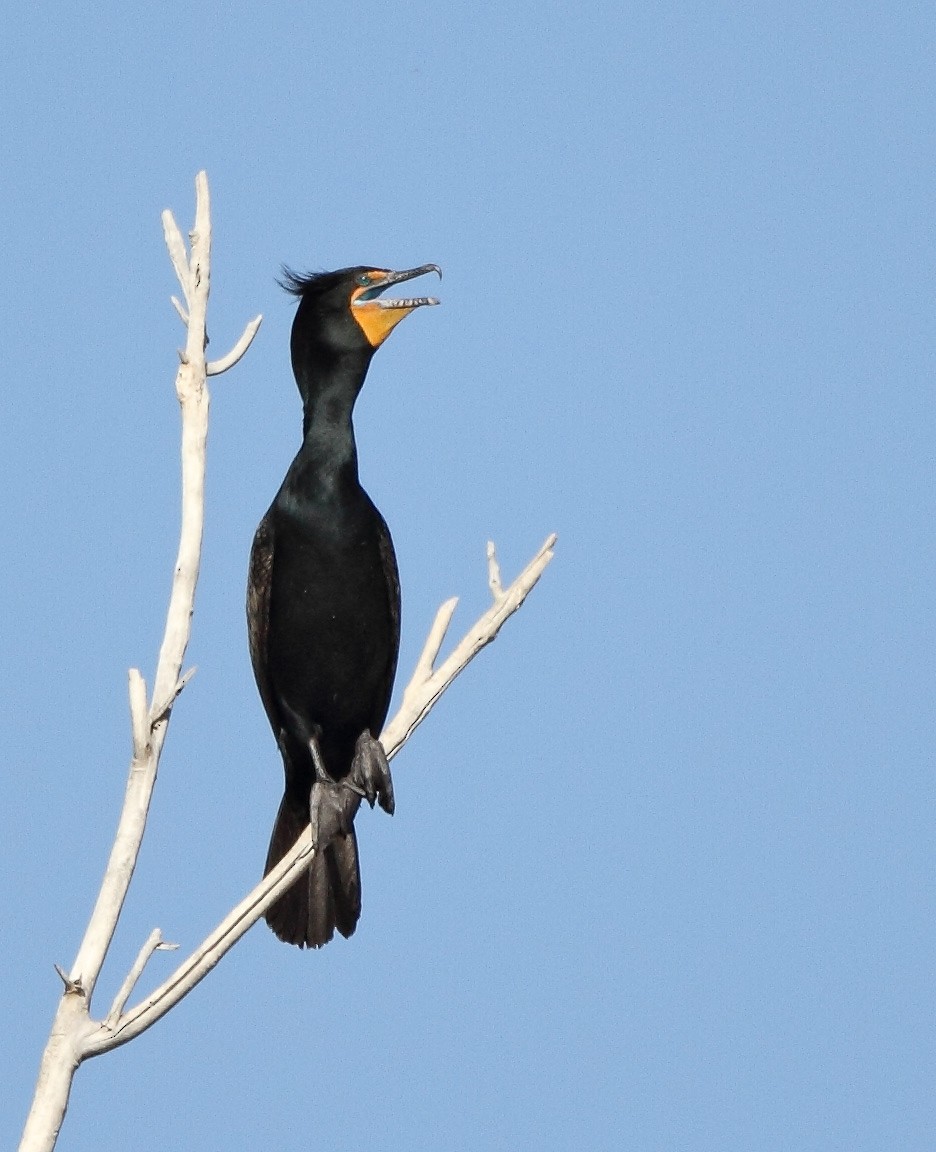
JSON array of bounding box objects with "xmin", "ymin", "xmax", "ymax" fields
[{"xmin": 247, "ymin": 263, "xmax": 440, "ymax": 948}]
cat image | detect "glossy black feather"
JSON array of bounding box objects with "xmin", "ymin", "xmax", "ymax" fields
[{"xmin": 247, "ymin": 266, "xmax": 404, "ymax": 948}]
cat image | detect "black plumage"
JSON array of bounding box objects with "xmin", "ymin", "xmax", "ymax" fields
[{"xmin": 247, "ymin": 263, "xmax": 440, "ymax": 947}]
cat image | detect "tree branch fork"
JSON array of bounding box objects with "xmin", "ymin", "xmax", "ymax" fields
[{"xmin": 19, "ymin": 172, "xmax": 555, "ymax": 1152}]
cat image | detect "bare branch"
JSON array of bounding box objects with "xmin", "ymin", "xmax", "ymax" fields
[
  {"xmin": 384, "ymin": 533, "xmax": 557, "ymax": 759},
  {"xmin": 53, "ymin": 966, "xmax": 82, "ymax": 996},
  {"xmin": 67, "ymin": 175, "xmax": 213, "ymax": 1011},
  {"xmin": 127, "ymin": 670, "xmax": 149, "ymax": 760},
  {"xmin": 76, "ymin": 533, "xmax": 557, "ymax": 1055},
  {"xmin": 19, "ymin": 171, "xmax": 258, "ymax": 1152},
  {"xmin": 84, "ymin": 830, "xmax": 317, "ymax": 1055},
  {"xmin": 409, "ymin": 596, "xmax": 459, "ymax": 688},
  {"xmin": 104, "ymin": 930, "xmax": 178, "ymax": 1030},
  {"xmin": 170, "ymin": 296, "xmax": 189, "ymax": 326},
  {"xmin": 149, "ymin": 666, "xmax": 197, "ymax": 725},
  {"xmin": 207, "ymin": 314, "xmax": 263, "ymax": 376},
  {"xmin": 161, "ymin": 211, "xmax": 191, "ymax": 305},
  {"xmin": 486, "ymin": 540, "xmax": 504, "ymax": 601}
]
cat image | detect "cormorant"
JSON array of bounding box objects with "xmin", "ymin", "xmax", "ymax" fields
[{"xmin": 247, "ymin": 263, "xmax": 441, "ymax": 948}]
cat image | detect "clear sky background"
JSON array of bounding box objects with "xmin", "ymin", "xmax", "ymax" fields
[{"xmin": 2, "ymin": 3, "xmax": 934, "ymax": 1150}]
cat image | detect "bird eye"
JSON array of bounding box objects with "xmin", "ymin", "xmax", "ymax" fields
[{"xmin": 357, "ymin": 273, "xmax": 373, "ymax": 287}]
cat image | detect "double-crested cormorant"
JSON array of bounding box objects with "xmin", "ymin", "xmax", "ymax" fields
[{"xmin": 247, "ymin": 263, "xmax": 440, "ymax": 948}]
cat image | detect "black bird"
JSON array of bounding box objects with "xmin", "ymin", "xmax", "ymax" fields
[{"xmin": 247, "ymin": 263, "xmax": 440, "ymax": 948}]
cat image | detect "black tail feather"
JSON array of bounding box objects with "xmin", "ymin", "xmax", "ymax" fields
[{"xmin": 263, "ymin": 792, "xmax": 361, "ymax": 948}]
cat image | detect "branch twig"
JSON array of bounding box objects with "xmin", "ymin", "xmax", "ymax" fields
[
  {"xmin": 207, "ymin": 314, "xmax": 263, "ymax": 375},
  {"xmin": 162, "ymin": 212, "xmax": 191, "ymax": 307},
  {"xmin": 149, "ymin": 666, "xmax": 197, "ymax": 725},
  {"xmin": 128, "ymin": 670, "xmax": 149, "ymax": 759},
  {"xmin": 385, "ymin": 534, "xmax": 557, "ymax": 758},
  {"xmin": 170, "ymin": 296, "xmax": 189, "ymax": 326},
  {"xmin": 104, "ymin": 930, "xmax": 178, "ymax": 1031}
]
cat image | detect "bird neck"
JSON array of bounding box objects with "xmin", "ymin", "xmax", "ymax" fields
[
  {"xmin": 297, "ymin": 404, "xmax": 359, "ymax": 488},
  {"xmin": 292, "ymin": 348, "xmax": 373, "ymax": 488}
]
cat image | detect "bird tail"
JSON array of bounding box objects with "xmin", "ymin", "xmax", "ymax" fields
[{"xmin": 263, "ymin": 791, "xmax": 362, "ymax": 948}]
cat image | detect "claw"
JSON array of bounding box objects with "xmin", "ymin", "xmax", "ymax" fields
[{"xmin": 350, "ymin": 731, "xmax": 395, "ymax": 815}]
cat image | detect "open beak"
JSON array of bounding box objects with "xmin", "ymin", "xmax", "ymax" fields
[{"xmin": 351, "ymin": 264, "xmax": 442, "ymax": 346}]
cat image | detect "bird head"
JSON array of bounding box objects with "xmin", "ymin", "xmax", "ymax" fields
[{"xmin": 282, "ymin": 264, "xmax": 442, "ymax": 354}]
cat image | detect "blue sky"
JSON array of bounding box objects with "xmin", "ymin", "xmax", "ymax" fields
[{"xmin": 3, "ymin": 2, "xmax": 935, "ymax": 1149}]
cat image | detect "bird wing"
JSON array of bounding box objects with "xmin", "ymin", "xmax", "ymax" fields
[
  {"xmin": 377, "ymin": 516, "xmax": 402, "ymax": 643},
  {"xmin": 375, "ymin": 512, "xmax": 402, "ymax": 717},
  {"xmin": 247, "ymin": 515, "xmax": 283, "ymax": 736}
]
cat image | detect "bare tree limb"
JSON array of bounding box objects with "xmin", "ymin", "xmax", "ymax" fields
[
  {"xmin": 149, "ymin": 666, "xmax": 197, "ymax": 725},
  {"xmin": 170, "ymin": 295, "xmax": 189, "ymax": 326},
  {"xmin": 487, "ymin": 540, "xmax": 504, "ymax": 600},
  {"xmin": 128, "ymin": 669, "xmax": 149, "ymax": 760},
  {"xmin": 19, "ymin": 171, "xmax": 261, "ymax": 1152},
  {"xmin": 104, "ymin": 930, "xmax": 178, "ymax": 1030},
  {"xmin": 386, "ymin": 534, "xmax": 557, "ymax": 758},
  {"xmin": 84, "ymin": 830, "xmax": 316, "ymax": 1055},
  {"xmin": 207, "ymin": 314, "xmax": 263, "ymax": 376},
  {"xmin": 412, "ymin": 596, "xmax": 459, "ymax": 685},
  {"xmin": 80, "ymin": 533, "xmax": 556, "ymax": 1056},
  {"xmin": 162, "ymin": 211, "xmax": 192, "ymax": 307}
]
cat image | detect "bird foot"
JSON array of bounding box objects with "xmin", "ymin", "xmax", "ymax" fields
[
  {"xmin": 350, "ymin": 731, "xmax": 395, "ymax": 815},
  {"xmin": 308, "ymin": 779, "xmax": 358, "ymax": 849}
]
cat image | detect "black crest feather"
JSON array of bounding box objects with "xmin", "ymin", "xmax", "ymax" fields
[{"xmin": 278, "ymin": 266, "xmax": 330, "ymax": 297}]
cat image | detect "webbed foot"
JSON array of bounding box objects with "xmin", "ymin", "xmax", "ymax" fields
[
  {"xmin": 308, "ymin": 779, "xmax": 359, "ymax": 849},
  {"xmin": 350, "ymin": 730, "xmax": 395, "ymax": 815}
]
